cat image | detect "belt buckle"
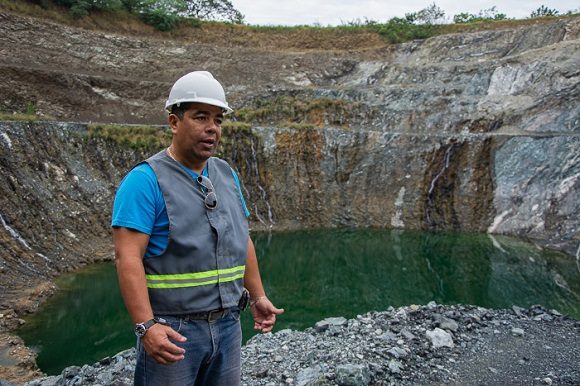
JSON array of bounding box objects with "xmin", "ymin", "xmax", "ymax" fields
[{"xmin": 207, "ymin": 309, "xmax": 226, "ymax": 321}]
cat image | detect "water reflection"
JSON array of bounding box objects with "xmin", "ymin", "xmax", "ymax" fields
[
  {"xmin": 19, "ymin": 229, "xmax": 580, "ymax": 375},
  {"xmin": 251, "ymin": 229, "xmax": 579, "ymax": 330}
]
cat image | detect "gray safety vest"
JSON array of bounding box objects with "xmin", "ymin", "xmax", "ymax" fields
[{"xmin": 143, "ymin": 150, "xmax": 249, "ymax": 314}]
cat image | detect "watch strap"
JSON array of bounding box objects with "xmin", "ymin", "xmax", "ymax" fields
[
  {"xmin": 135, "ymin": 318, "xmax": 156, "ymax": 337},
  {"xmin": 141, "ymin": 319, "xmax": 156, "ymax": 329}
]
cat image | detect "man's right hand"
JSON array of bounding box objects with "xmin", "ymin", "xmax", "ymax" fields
[{"xmin": 142, "ymin": 323, "xmax": 187, "ymax": 364}]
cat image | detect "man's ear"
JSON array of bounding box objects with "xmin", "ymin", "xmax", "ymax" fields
[{"xmin": 168, "ymin": 114, "xmax": 179, "ymax": 134}]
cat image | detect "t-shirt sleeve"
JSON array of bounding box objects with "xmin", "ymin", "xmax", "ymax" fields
[
  {"xmin": 111, "ymin": 164, "xmax": 160, "ymax": 235},
  {"xmin": 230, "ymin": 167, "xmax": 250, "ymax": 218}
]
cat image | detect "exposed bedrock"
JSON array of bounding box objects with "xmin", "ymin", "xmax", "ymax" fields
[{"xmin": 0, "ymin": 121, "xmax": 577, "ymax": 311}]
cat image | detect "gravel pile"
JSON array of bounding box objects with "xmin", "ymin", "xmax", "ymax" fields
[
  {"xmin": 241, "ymin": 303, "xmax": 579, "ymax": 385},
  {"xmin": 18, "ymin": 303, "xmax": 580, "ymax": 386}
]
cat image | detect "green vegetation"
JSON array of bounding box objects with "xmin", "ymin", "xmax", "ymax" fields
[
  {"xmin": 0, "ymin": 113, "xmax": 42, "ymax": 122},
  {"xmin": 531, "ymin": 5, "xmax": 559, "ymax": 18},
  {"xmin": 234, "ymin": 96, "xmax": 360, "ymax": 128},
  {"xmin": 242, "ymin": 3, "xmax": 578, "ymax": 45},
  {"xmin": 453, "ymin": 6, "xmax": 507, "ymax": 24},
  {"xmin": 85, "ymin": 121, "xmax": 258, "ymax": 160},
  {"xmin": 27, "ymin": 0, "xmax": 244, "ymax": 30},
  {"xmin": 4, "ymin": 1, "xmax": 579, "ymax": 44},
  {"xmin": 84, "ymin": 118, "xmax": 316, "ymax": 156},
  {"xmin": 87, "ymin": 123, "xmax": 171, "ymax": 151},
  {"xmin": 0, "ymin": 102, "xmax": 53, "ymax": 122},
  {"xmin": 222, "ymin": 121, "xmax": 252, "ymax": 130}
]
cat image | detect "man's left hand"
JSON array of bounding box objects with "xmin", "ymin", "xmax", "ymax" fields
[{"xmin": 250, "ymin": 297, "xmax": 284, "ymax": 333}]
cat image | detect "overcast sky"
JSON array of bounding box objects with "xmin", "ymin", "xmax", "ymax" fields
[{"xmin": 230, "ymin": 1, "xmax": 579, "ymax": 26}]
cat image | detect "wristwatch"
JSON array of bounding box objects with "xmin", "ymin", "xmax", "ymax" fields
[{"xmin": 134, "ymin": 317, "xmax": 168, "ymax": 337}]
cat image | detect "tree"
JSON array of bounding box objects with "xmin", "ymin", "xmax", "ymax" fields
[
  {"xmin": 182, "ymin": 0, "xmax": 244, "ymax": 23},
  {"xmin": 48, "ymin": 0, "xmax": 245, "ymax": 29},
  {"xmin": 453, "ymin": 6, "xmax": 508, "ymax": 24},
  {"xmin": 530, "ymin": 5, "xmax": 559, "ymax": 18},
  {"xmin": 53, "ymin": 0, "xmax": 123, "ymax": 17},
  {"xmin": 414, "ymin": 2, "xmax": 446, "ymax": 25},
  {"xmin": 121, "ymin": 0, "xmax": 146, "ymax": 12},
  {"xmin": 138, "ymin": 0, "xmax": 185, "ymax": 30}
]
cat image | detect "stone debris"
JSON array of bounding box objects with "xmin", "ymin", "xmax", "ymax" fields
[{"xmin": 21, "ymin": 304, "xmax": 580, "ymax": 386}]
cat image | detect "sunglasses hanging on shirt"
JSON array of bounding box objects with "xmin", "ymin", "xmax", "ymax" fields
[{"xmin": 197, "ymin": 175, "xmax": 218, "ymax": 209}]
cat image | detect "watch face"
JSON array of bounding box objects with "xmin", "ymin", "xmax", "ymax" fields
[{"xmin": 135, "ymin": 324, "xmax": 147, "ymax": 337}]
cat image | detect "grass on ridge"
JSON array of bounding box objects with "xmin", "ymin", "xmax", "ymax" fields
[
  {"xmin": 87, "ymin": 123, "xmax": 171, "ymax": 151},
  {"xmin": 2, "ymin": 0, "xmax": 578, "ymax": 48}
]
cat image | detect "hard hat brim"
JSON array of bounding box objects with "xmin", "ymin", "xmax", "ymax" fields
[{"xmin": 165, "ymin": 97, "xmax": 233, "ymax": 115}]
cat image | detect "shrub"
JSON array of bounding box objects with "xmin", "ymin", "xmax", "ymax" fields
[
  {"xmin": 454, "ymin": 7, "xmax": 508, "ymax": 24},
  {"xmin": 530, "ymin": 5, "xmax": 559, "ymax": 18},
  {"xmin": 140, "ymin": 8, "xmax": 180, "ymax": 30}
]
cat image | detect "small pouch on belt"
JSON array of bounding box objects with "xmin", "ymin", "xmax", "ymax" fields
[{"xmin": 238, "ymin": 288, "xmax": 250, "ymax": 311}]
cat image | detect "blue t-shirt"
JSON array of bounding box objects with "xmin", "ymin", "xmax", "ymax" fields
[{"xmin": 112, "ymin": 162, "xmax": 250, "ymax": 257}]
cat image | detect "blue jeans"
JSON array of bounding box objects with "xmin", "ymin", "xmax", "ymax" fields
[{"xmin": 134, "ymin": 310, "xmax": 242, "ymax": 386}]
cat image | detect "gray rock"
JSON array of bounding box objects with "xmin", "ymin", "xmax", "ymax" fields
[
  {"xmin": 62, "ymin": 366, "xmax": 81, "ymax": 379},
  {"xmin": 379, "ymin": 330, "xmax": 398, "ymax": 342},
  {"xmin": 511, "ymin": 327, "xmax": 525, "ymax": 337},
  {"xmin": 388, "ymin": 360, "xmax": 404, "ymax": 374},
  {"xmin": 512, "ymin": 305, "xmax": 525, "ymax": 316},
  {"xmin": 314, "ymin": 317, "xmax": 348, "ymax": 332},
  {"xmin": 427, "ymin": 301, "xmax": 438, "ymax": 309},
  {"xmin": 400, "ymin": 328, "xmax": 417, "ymax": 341},
  {"xmin": 295, "ymin": 365, "xmax": 325, "ymax": 386},
  {"xmin": 438, "ymin": 317, "xmax": 459, "ymax": 332},
  {"xmin": 388, "ymin": 347, "xmax": 408, "ymax": 359},
  {"xmin": 335, "ymin": 364, "xmax": 370, "ymax": 386},
  {"xmin": 426, "ymin": 328, "xmax": 455, "ymax": 348}
]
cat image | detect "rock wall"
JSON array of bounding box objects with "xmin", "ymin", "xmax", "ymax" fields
[
  {"xmin": 1, "ymin": 12, "xmax": 579, "ymax": 131},
  {"xmin": 0, "ymin": 121, "xmax": 145, "ymax": 310},
  {"xmin": 243, "ymin": 127, "xmax": 578, "ymax": 253},
  {"xmin": 0, "ymin": 120, "xmax": 577, "ymax": 309}
]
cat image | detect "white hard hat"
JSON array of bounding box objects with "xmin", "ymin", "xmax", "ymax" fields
[{"xmin": 165, "ymin": 71, "xmax": 233, "ymax": 114}]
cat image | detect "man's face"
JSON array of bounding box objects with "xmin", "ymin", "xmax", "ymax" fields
[{"xmin": 170, "ymin": 103, "xmax": 224, "ymax": 163}]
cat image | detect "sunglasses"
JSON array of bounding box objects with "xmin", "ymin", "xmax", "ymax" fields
[{"xmin": 197, "ymin": 175, "xmax": 217, "ymax": 209}]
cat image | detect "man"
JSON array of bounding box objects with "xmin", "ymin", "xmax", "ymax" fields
[{"xmin": 112, "ymin": 71, "xmax": 283, "ymax": 385}]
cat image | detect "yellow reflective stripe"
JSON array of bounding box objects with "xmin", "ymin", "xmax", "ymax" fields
[
  {"xmin": 146, "ymin": 270, "xmax": 218, "ymax": 281},
  {"xmin": 218, "ymin": 265, "xmax": 246, "ymax": 275},
  {"xmin": 146, "ymin": 265, "xmax": 245, "ymax": 282},
  {"xmin": 219, "ymin": 273, "xmax": 245, "ymax": 283},
  {"xmin": 148, "ymin": 279, "xmax": 218, "ymax": 289},
  {"xmin": 146, "ymin": 266, "xmax": 245, "ymax": 289}
]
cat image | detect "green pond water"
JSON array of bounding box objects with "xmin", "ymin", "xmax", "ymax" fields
[{"xmin": 18, "ymin": 229, "xmax": 580, "ymax": 375}]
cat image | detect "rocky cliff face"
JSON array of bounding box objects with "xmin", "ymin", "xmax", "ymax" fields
[
  {"xmin": 0, "ymin": 120, "xmax": 577, "ymax": 308},
  {"xmin": 243, "ymin": 128, "xmax": 578, "ymax": 251},
  {"xmin": 0, "ymin": 122, "xmax": 146, "ymax": 311},
  {"xmin": 0, "ymin": 12, "xmax": 578, "ymax": 304}
]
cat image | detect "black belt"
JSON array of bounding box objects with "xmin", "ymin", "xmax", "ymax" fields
[{"xmin": 183, "ymin": 308, "xmax": 232, "ymax": 322}]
